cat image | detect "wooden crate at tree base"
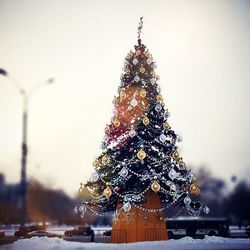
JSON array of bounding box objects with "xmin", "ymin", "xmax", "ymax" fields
[{"xmin": 111, "ymin": 191, "xmax": 168, "ymax": 243}]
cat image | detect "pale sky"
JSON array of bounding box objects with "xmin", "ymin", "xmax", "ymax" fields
[{"xmin": 0, "ymin": 0, "xmax": 249, "ymax": 196}]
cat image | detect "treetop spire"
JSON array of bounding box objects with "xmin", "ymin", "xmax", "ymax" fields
[{"xmin": 137, "ymin": 17, "xmax": 143, "ymax": 45}]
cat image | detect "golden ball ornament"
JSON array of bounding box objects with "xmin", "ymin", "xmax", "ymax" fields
[
  {"xmin": 126, "ymin": 51, "xmax": 133, "ymax": 60},
  {"xmin": 112, "ymin": 118, "xmax": 120, "ymax": 127},
  {"xmin": 190, "ymin": 183, "xmax": 200, "ymax": 196},
  {"xmin": 125, "ymin": 68, "xmax": 130, "ymax": 75},
  {"xmin": 140, "ymin": 89, "xmax": 147, "ymax": 98},
  {"xmin": 104, "ymin": 126, "xmax": 110, "ymax": 134},
  {"xmin": 120, "ymin": 91, "xmax": 126, "ymax": 102},
  {"xmin": 102, "ymin": 154, "xmax": 110, "ymax": 165},
  {"xmin": 137, "ymin": 149, "xmax": 147, "ymax": 161},
  {"xmin": 79, "ymin": 183, "xmax": 84, "ymax": 194},
  {"xmin": 93, "ymin": 159, "xmax": 100, "ymax": 168},
  {"xmin": 151, "ymin": 180, "xmax": 161, "ymax": 192},
  {"xmin": 156, "ymin": 94, "xmax": 163, "ymax": 102},
  {"xmin": 172, "ymin": 150, "xmax": 179, "ymax": 160},
  {"xmin": 179, "ymin": 161, "xmax": 186, "ymax": 169},
  {"xmin": 163, "ymin": 122, "xmax": 170, "ymax": 130},
  {"xmin": 103, "ymin": 185, "xmax": 112, "ymax": 199},
  {"xmin": 139, "ymin": 67, "xmax": 145, "ymax": 74},
  {"xmin": 143, "ymin": 117, "xmax": 150, "ymax": 126}
]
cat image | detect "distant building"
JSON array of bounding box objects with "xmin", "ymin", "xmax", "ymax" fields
[{"xmin": 0, "ymin": 173, "xmax": 21, "ymax": 205}]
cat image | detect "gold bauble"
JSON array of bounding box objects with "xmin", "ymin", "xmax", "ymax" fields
[
  {"xmin": 126, "ymin": 51, "xmax": 133, "ymax": 60},
  {"xmin": 190, "ymin": 183, "xmax": 200, "ymax": 196},
  {"xmin": 125, "ymin": 68, "xmax": 130, "ymax": 75},
  {"xmin": 172, "ymin": 150, "xmax": 179, "ymax": 160},
  {"xmin": 112, "ymin": 118, "xmax": 120, "ymax": 127},
  {"xmin": 93, "ymin": 159, "xmax": 100, "ymax": 168},
  {"xmin": 104, "ymin": 126, "xmax": 110, "ymax": 134},
  {"xmin": 120, "ymin": 91, "xmax": 126, "ymax": 102},
  {"xmin": 139, "ymin": 67, "xmax": 145, "ymax": 74},
  {"xmin": 156, "ymin": 94, "xmax": 163, "ymax": 102},
  {"xmin": 103, "ymin": 185, "xmax": 112, "ymax": 199},
  {"xmin": 163, "ymin": 122, "xmax": 170, "ymax": 130},
  {"xmin": 143, "ymin": 117, "xmax": 150, "ymax": 126},
  {"xmin": 179, "ymin": 161, "xmax": 186, "ymax": 169},
  {"xmin": 102, "ymin": 154, "xmax": 110, "ymax": 165},
  {"xmin": 156, "ymin": 75, "xmax": 160, "ymax": 81},
  {"xmin": 140, "ymin": 89, "xmax": 147, "ymax": 98},
  {"xmin": 79, "ymin": 183, "xmax": 84, "ymax": 194},
  {"xmin": 137, "ymin": 149, "xmax": 147, "ymax": 161},
  {"xmin": 151, "ymin": 181, "xmax": 161, "ymax": 192}
]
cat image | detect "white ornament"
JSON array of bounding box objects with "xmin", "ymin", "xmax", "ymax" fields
[
  {"xmin": 150, "ymin": 78, "xmax": 156, "ymax": 85},
  {"xmin": 124, "ymin": 60, "xmax": 129, "ymax": 66},
  {"xmin": 177, "ymin": 135, "xmax": 183, "ymax": 143},
  {"xmin": 165, "ymin": 110, "xmax": 170, "ymax": 118},
  {"xmin": 134, "ymin": 75, "xmax": 140, "ymax": 82},
  {"xmin": 133, "ymin": 58, "xmax": 138, "ymax": 65},
  {"xmin": 129, "ymin": 129, "xmax": 136, "ymax": 138},
  {"xmin": 170, "ymin": 183, "xmax": 177, "ymax": 191},
  {"xmin": 204, "ymin": 206, "xmax": 210, "ymax": 214},
  {"xmin": 184, "ymin": 196, "xmax": 191, "ymax": 205},
  {"xmin": 79, "ymin": 204, "xmax": 87, "ymax": 213},
  {"xmin": 90, "ymin": 172, "xmax": 99, "ymax": 182},
  {"xmin": 151, "ymin": 62, "xmax": 157, "ymax": 68},
  {"xmin": 159, "ymin": 134, "xmax": 167, "ymax": 143},
  {"xmin": 146, "ymin": 58, "xmax": 152, "ymax": 64},
  {"xmin": 155, "ymin": 104, "xmax": 162, "ymax": 112},
  {"xmin": 168, "ymin": 168, "xmax": 178, "ymax": 180},
  {"xmin": 119, "ymin": 167, "xmax": 128, "ymax": 178},
  {"xmin": 123, "ymin": 202, "xmax": 131, "ymax": 212},
  {"xmin": 130, "ymin": 98, "xmax": 138, "ymax": 107},
  {"xmin": 73, "ymin": 206, "xmax": 78, "ymax": 214}
]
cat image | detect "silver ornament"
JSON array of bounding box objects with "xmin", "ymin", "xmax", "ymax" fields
[
  {"xmin": 150, "ymin": 78, "xmax": 156, "ymax": 85},
  {"xmin": 123, "ymin": 202, "xmax": 132, "ymax": 212},
  {"xmin": 129, "ymin": 129, "xmax": 136, "ymax": 138},
  {"xmin": 79, "ymin": 204, "xmax": 87, "ymax": 213},
  {"xmin": 155, "ymin": 104, "xmax": 162, "ymax": 112},
  {"xmin": 119, "ymin": 167, "xmax": 128, "ymax": 178},
  {"xmin": 177, "ymin": 135, "xmax": 183, "ymax": 143},
  {"xmin": 165, "ymin": 110, "xmax": 170, "ymax": 118},
  {"xmin": 168, "ymin": 168, "xmax": 178, "ymax": 180},
  {"xmin": 159, "ymin": 134, "xmax": 167, "ymax": 143},
  {"xmin": 130, "ymin": 98, "xmax": 138, "ymax": 107},
  {"xmin": 90, "ymin": 172, "xmax": 99, "ymax": 182},
  {"xmin": 203, "ymin": 206, "xmax": 210, "ymax": 214},
  {"xmin": 134, "ymin": 75, "xmax": 140, "ymax": 82},
  {"xmin": 151, "ymin": 62, "xmax": 157, "ymax": 69},
  {"xmin": 184, "ymin": 196, "xmax": 191, "ymax": 205},
  {"xmin": 146, "ymin": 58, "xmax": 152, "ymax": 65},
  {"xmin": 124, "ymin": 60, "xmax": 129, "ymax": 66},
  {"xmin": 133, "ymin": 58, "xmax": 138, "ymax": 65},
  {"xmin": 73, "ymin": 206, "xmax": 78, "ymax": 214}
]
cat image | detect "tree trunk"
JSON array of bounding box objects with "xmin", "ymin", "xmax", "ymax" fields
[{"xmin": 111, "ymin": 191, "xmax": 168, "ymax": 243}]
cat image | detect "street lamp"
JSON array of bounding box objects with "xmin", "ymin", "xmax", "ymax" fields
[{"xmin": 0, "ymin": 68, "xmax": 55, "ymax": 223}]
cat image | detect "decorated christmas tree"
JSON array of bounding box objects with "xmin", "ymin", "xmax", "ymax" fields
[{"xmin": 76, "ymin": 18, "xmax": 209, "ymax": 242}]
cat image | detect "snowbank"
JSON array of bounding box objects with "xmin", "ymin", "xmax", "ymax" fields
[{"xmin": 1, "ymin": 236, "xmax": 250, "ymax": 250}]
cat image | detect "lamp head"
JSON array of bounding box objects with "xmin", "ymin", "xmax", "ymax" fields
[{"xmin": 0, "ymin": 68, "xmax": 8, "ymax": 76}]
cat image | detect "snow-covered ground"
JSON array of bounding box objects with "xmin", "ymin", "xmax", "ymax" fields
[{"xmin": 1, "ymin": 236, "xmax": 250, "ymax": 250}]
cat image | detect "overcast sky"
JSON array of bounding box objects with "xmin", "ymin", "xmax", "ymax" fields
[{"xmin": 0, "ymin": 0, "xmax": 249, "ymax": 196}]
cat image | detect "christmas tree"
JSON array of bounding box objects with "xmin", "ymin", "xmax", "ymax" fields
[{"xmin": 76, "ymin": 18, "xmax": 208, "ymax": 242}]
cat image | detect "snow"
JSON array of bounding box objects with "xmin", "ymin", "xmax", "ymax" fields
[{"xmin": 1, "ymin": 236, "xmax": 250, "ymax": 250}]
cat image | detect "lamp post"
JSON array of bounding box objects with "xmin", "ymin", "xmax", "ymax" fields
[{"xmin": 0, "ymin": 68, "xmax": 54, "ymax": 223}]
